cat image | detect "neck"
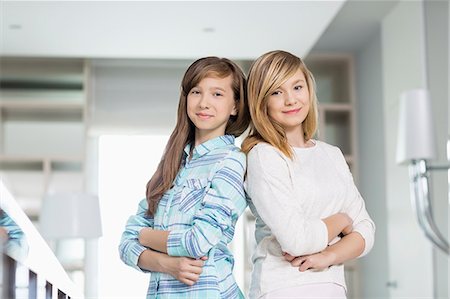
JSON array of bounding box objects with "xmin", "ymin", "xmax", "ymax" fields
[
  {"xmin": 285, "ymin": 125, "xmax": 307, "ymax": 148},
  {"xmin": 194, "ymin": 129, "xmax": 224, "ymax": 147}
]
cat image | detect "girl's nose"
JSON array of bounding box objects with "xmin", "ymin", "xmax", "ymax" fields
[
  {"xmin": 199, "ymin": 95, "xmax": 209, "ymax": 109},
  {"xmin": 284, "ymin": 91, "xmax": 298, "ymax": 105}
]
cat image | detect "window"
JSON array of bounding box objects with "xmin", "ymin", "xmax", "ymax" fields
[{"xmin": 98, "ymin": 135, "xmax": 168, "ymax": 298}]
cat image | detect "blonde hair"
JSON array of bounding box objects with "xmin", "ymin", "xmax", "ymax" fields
[{"xmin": 241, "ymin": 50, "xmax": 318, "ymax": 159}]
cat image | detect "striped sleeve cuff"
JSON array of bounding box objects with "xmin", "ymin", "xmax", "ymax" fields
[
  {"xmin": 167, "ymin": 230, "xmax": 189, "ymax": 257},
  {"xmin": 121, "ymin": 240, "xmax": 151, "ymax": 273}
]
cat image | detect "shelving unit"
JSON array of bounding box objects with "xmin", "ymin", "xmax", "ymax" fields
[
  {"xmin": 305, "ymin": 54, "xmax": 356, "ymax": 169},
  {"xmin": 306, "ymin": 53, "xmax": 359, "ymax": 299},
  {"xmin": 0, "ymin": 58, "xmax": 89, "ymax": 296},
  {"xmin": 0, "ymin": 58, "xmax": 86, "ymax": 219}
]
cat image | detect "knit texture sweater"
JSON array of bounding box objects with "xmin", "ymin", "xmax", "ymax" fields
[{"xmin": 245, "ymin": 140, "xmax": 375, "ymax": 298}]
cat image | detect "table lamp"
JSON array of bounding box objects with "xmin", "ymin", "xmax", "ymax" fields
[{"xmin": 40, "ymin": 192, "xmax": 103, "ymax": 297}]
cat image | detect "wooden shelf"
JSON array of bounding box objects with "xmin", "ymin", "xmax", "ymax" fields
[
  {"xmin": 0, "ymin": 156, "xmax": 83, "ymax": 170},
  {"xmin": 319, "ymin": 103, "xmax": 352, "ymax": 111},
  {"xmin": 1, "ymin": 100, "xmax": 84, "ymax": 122},
  {"xmin": 305, "ymin": 54, "xmax": 352, "ymax": 104},
  {"xmin": 0, "ymin": 155, "xmax": 83, "ymax": 162},
  {"xmin": 0, "ymin": 100, "xmax": 83, "ymax": 110}
]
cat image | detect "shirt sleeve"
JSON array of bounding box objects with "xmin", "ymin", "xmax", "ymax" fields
[
  {"xmin": 335, "ymin": 147, "xmax": 376, "ymax": 258},
  {"xmin": 0, "ymin": 212, "xmax": 24, "ymax": 241},
  {"xmin": 118, "ymin": 198, "xmax": 154, "ymax": 273},
  {"xmin": 0, "ymin": 212, "xmax": 29, "ymax": 260},
  {"xmin": 245, "ymin": 144, "xmax": 329, "ymax": 256},
  {"xmin": 167, "ymin": 150, "xmax": 247, "ymax": 259}
]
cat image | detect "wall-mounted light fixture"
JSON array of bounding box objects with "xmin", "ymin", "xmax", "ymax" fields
[{"xmin": 396, "ymin": 89, "xmax": 449, "ymax": 255}]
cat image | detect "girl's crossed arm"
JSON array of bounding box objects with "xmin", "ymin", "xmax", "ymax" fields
[
  {"xmin": 139, "ymin": 150, "xmax": 247, "ymax": 259},
  {"xmin": 284, "ymin": 147, "xmax": 375, "ymax": 271},
  {"xmin": 119, "ymin": 199, "xmax": 205, "ymax": 285},
  {"xmin": 246, "ymin": 144, "xmax": 352, "ymax": 257}
]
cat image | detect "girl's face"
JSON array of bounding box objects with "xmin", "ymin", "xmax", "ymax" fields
[
  {"xmin": 187, "ymin": 75, "xmax": 237, "ymax": 143},
  {"xmin": 267, "ymin": 69, "xmax": 310, "ymax": 132}
]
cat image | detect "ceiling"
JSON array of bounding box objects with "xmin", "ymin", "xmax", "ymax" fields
[
  {"xmin": 313, "ymin": 0, "xmax": 398, "ymax": 52},
  {"xmin": 1, "ymin": 1, "xmax": 346, "ymax": 60}
]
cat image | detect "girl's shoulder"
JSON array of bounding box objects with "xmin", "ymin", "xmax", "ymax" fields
[
  {"xmin": 249, "ymin": 141, "xmax": 276, "ymax": 152},
  {"xmin": 247, "ymin": 142, "xmax": 289, "ymax": 162},
  {"xmin": 314, "ymin": 140, "xmax": 348, "ymax": 171},
  {"xmin": 225, "ymin": 145, "xmax": 246, "ymax": 163},
  {"xmin": 210, "ymin": 144, "xmax": 246, "ymax": 165},
  {"xmin": 314, "ymin": 140, "xmax": 344, "ymax": 158},
  {"xmin": 213, "ymin": 143, "xmax": 244, "ymax": 156}
]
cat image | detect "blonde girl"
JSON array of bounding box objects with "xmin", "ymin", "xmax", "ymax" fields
[{"xmin": 243, "ymin": 50, "xmax": 375, "ymax": 298}]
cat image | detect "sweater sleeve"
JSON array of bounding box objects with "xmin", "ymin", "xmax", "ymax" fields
[
  {"xmin": 246, "ymin": 144, "xmax": 329, "ymax": 256},
  {"xmin": 335, "ymin": 148, "xmax": 376, "ymax": 258},
  {"xmin": 118, "ymin": 199, "xmax": 154, "ymax": 273}
]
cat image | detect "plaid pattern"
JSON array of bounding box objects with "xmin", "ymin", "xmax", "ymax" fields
[
  {"xmin": 119, "ymin": 135, "xmax": 247, "ymax": 298},
  {"xmin": 0, "ymin": 210, "xmax": 28, "ymax": 260}
]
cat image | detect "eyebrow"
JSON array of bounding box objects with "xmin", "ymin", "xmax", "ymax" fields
[
  {"xmin": 209, "ymin": 86, "xmax": 227, "ymax": 92},
  {"xmin": 276, "ymin": 79, "xmax": 306, "ymax": 90},
  {"xmin": 292, "ymin": 79, "xmax": 306, "ymax": 84}
]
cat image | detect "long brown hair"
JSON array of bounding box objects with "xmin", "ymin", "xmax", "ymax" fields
[
  {"xmin": 146, "ymin": 57, "xmax": 250, "ymax": 216},
  {"xmin": 241, "ymin": 50, "xmax": 318, "ymax": 159}
]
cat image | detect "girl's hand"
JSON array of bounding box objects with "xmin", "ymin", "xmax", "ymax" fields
[
  {"xmin": 282, "ymin": 251, "xmax": 296, "ymax": 262},
  {"xmin": 289, "ymin": 251, "xmax": 337, "ymax": 272},
  {"xmin": 165, "ymin": 256, "xmax": 208, "ymax": 286}
]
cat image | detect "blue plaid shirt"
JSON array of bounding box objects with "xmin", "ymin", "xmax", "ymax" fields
[
  {"xmin": 0, "ymin": 210, "xmax": 28, "ymax": 261},
  {"xmin": 119, "ymin": 135, "xmax": 247, "ymax": 298}
]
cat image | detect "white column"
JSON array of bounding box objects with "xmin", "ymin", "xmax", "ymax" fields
[
  {"xmin": 84, "ymin": 239, "xmax": 99, "ymax": 299},
  {"xmin": 84, "ymin": 136, "xmax": 100, "ymax": 298}
]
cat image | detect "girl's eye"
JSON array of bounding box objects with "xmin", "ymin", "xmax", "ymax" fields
[
  {"xmin": 271, "ymin": 91, "xmax": 281, "ymax": 96},
  {"xmin": 191, "ymin": 90, "xmax": 200, "ymax": 94},
  {"xmin": 294, "ymin": 85, "xmax": 303, "ymax": 91},
  {"xmin": 213, "ymin": 92, "xmax": 223, "ymax": 97}
]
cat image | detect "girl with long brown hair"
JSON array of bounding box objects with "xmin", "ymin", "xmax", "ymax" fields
[
  {"xmin": 120, "ymin": 57, "xmax": 250, "ymax": 298},
  {"xmin": 243, "ymin": 50, "xmax": 375, "ymax": 298}
]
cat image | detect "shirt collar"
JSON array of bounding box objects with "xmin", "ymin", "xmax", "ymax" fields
[{"xmin": 183, "ymin": 135, "xmax": 235, "ymax": 160}]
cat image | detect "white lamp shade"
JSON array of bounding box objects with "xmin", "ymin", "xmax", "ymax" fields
[
  {"xmin": 40, "ymin": 192, "xmax": 103, "ymax": 239},
  {"xmin": 396, "ymin": 89, "xmax": 437, "ymax": 164}
]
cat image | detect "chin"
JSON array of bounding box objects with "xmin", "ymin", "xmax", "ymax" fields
[
  {"xmin": 195, "ymin": 123, "xmax": 215, "ymax": 131},
  {"xmin": 281, "ymin": 121, "xmax": 303, "ymax": 128}
]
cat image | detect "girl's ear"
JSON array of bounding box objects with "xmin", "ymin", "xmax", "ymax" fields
[{"xmin": 231, "ymin": 105, "xmax": 238, "ymax": 116}]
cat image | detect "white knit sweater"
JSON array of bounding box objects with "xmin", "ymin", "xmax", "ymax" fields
[{"xmin": 245, "ymin": 140, "xmax": 375, "ymax": 298}]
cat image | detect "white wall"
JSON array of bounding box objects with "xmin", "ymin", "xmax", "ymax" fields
[
  {"xmin": 381, "ymin": 1, "xmax": 434, "ymax": 297},
  {"xmin": 424, "ymin": 1, "xmax": 449, "ymax": 297},
  {"xmin": 355, "ymin": 1, "xmax": 449, "ymax": 297},
  {"xmin": 355, "ymin": 28, "xmax": 390, "ymax": 298},
  {"xmin": 97, "ymin": 135, "xmax": 168, "ymax": 298}
]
